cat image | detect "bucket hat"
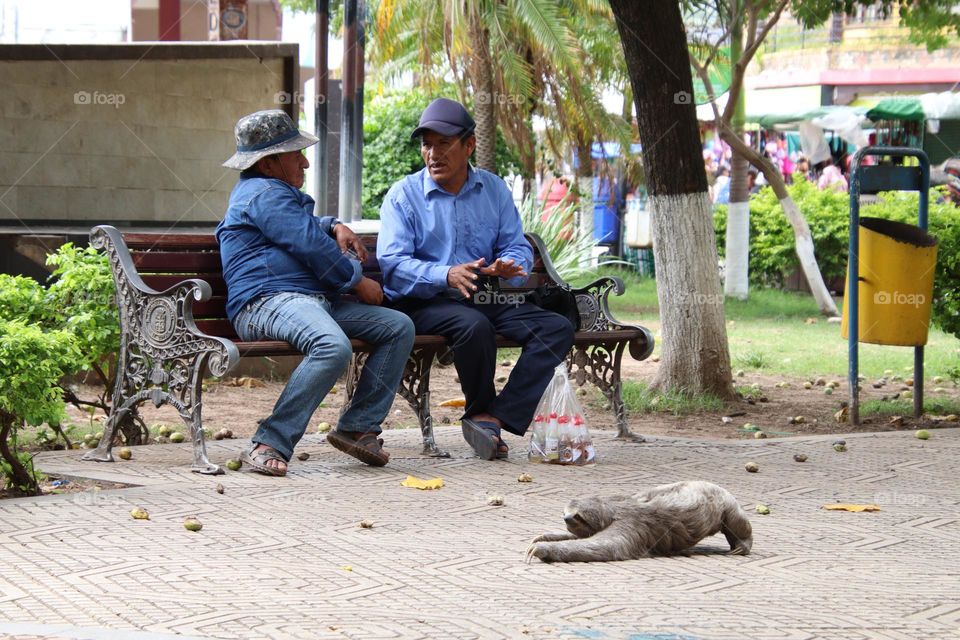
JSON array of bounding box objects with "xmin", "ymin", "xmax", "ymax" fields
[
  {"xmin": 223, "ymin": 109, "xmax": 318, "ymax": 170},
  {"xmin": 411, "ymin": 98, "xmax": 476, "ymax": 139}
]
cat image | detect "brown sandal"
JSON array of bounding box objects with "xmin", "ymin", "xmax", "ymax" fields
[
  {"xmin": 240, "ymin": 445, "xmax": 288, "ymax": 477},
  {"xmin": 326, "ymin": 430, "xmax": 390, "ymax": 467}
]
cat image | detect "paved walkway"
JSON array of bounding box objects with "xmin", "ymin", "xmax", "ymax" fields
[{"xmin": 1, "ymin": 426, "xmax": 958, "ymax": 640}]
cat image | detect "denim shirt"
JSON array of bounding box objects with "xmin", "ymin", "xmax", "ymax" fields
[
  {"xmin": 377, "ymin": 166, "xmax": 533, "ymax": 300},
  {"xmin": 216, "ymin": 172, "xmax": 362, "ymax": 321}
]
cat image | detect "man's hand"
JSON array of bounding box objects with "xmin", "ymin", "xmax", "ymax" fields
[
  {"xmin": 446, "ymin": 258, "xmax": 486, "ymax": 298},
  {"xmin": 333, "ymin": 223, "xmax": 368, "ymax": 262},
  {"xmin": 353, "ymin": 277, "xmax": 383, "ymax": 305},
  {"xmin": 478, "ymin": 258, "xmax": 527, "ymax": 279}
]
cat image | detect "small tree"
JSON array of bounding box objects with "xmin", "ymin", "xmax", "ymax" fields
[{"xmin": 0, "ymin": 317, "xmax": 82, "ymax": 495}]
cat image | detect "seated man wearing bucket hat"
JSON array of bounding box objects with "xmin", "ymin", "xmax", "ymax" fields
[
  {"xmin": 377, "ymin": 98, "xmax": 575, "ymax": 460},
  {"xmin": 218, "ymin": 109, "xmax": 414, "ymax": 475}
]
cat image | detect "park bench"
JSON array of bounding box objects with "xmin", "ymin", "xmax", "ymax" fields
[{"xmin": 83, "ymin": 224, "xmax": 654, "ymax": 474}]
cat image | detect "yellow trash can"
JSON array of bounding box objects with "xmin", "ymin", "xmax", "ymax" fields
[{"xmin": 841, "ymin": 217, "xmax": 938, "ymax": 346}]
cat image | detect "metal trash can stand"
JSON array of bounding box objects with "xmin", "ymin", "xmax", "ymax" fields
[{"xmin": 841, "ymin": 217, "xmax": 938, "ymax": 347}]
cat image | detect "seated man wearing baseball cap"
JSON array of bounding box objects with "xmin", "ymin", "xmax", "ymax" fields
[
  {"xmin": 218, "ymin": 109, "xmax": 414, "ymax": 475},
  {"xmin": 377, "ymin": 98, "xmax": 575, "ymax": 460}
]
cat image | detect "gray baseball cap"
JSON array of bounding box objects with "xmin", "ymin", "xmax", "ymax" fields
[
  {"xmin": 411, "ymin": 98, "xmax": 476, "ymax": 139},
  {"xmin": 223, "ymin": 109, "xmax": 318, "ymax": 170}
]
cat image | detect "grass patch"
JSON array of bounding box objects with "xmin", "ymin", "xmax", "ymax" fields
[
  {"xmin": 734, "ymin": 350, "xmax": 770, "ymax": 370},
  {"xmin": 860, "ymin": 397, "xmax": 960, "ymax": 418},
  {"xmin": 735, "ymin": 384, "xmax": 765, "ymax": 401},
  {"xmin": 621, "ymin": 380, "xmax": 726, "ymax": 415}
]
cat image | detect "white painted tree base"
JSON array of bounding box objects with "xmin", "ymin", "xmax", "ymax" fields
[
  {"xmin": 724, "ymin": 200, "xmax": 750, "ymax": 300},
  {"xmin": 649, "ymin": 191, "xmax": 734, "ymax": 397}
]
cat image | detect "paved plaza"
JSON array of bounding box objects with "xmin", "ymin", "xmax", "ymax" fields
[{"xmin": 0, "ymin": 426, "xmax": 958, "ymax": 640}]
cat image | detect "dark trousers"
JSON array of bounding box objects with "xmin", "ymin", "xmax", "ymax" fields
[{"xmin": 394, "ymin": 297, "xmax": 575, "ymax": 436}]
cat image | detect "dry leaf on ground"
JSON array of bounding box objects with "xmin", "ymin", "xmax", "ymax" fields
[
  {"xmin": 822, "ymin": 504, "xmax": 881, "ymax": 512},
  {"xmin": 400, "ymin": 475, "xmax": 444, "ymax": 490}
]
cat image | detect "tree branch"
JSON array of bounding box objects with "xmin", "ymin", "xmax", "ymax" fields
[
  {"xmin": 689, "ymin": 53, "xmax": 722, "ymax": 123},
  {"xmin": 743, "ymin": 0, "xmax": 789, "ymax": 63}
]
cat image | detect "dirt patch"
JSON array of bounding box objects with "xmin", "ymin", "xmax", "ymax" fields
[
  {"xmin": 0, "ymin": 475, "xmax": 130, "ymax": 501},
  {"xmin": 57, "ymin": 357, "xmax": 958, "ymax": 445}
]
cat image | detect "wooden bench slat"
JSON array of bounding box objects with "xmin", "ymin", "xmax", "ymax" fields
[
  {"xmin": 133, "ymin": 251, "xmax": 222, "ymax": 272},
  {"xmin": 123, "ymin": 234, "xmax": 220, "ymax": 250}
]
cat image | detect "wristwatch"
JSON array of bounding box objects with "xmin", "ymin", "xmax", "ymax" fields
[{"xmin": 329, "ymin": 218, "xmax": 343, "ymax": 235}]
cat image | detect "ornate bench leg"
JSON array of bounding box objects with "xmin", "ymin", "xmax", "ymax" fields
[
  {"xmin": 184, "ymin": 403, "xmax": 223, "ymax": 475},
  {"xmin": 569, "ymin": 342, "xmax": 646, "ymax": 442},
  {"xmin": 82, "ymin": 406, "xmax": 127, "ymax": 463},
  {"xmin": 398, "ymin": 348, "xmax": 449, "ymax": 458}
]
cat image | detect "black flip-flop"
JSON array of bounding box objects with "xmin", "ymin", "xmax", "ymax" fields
[{"xmin": 461, "ymin": 418, "xmax": 500, "ymax": 461}]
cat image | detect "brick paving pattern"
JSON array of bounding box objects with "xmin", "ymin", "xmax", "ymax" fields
[{"xmin": 0, "ymin": 427, "xmax": 957, "ymax": 639}]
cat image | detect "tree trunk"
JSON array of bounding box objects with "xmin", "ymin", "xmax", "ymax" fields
[
  {"xmin": 726, "ymin": 150, "xmax": 750, "ymax": 300},
  {"xmin": 0, "ymin": 414, "xmax": 39, "ymax": 496},
  {"xmin": 610, "ymin": 0, "xmax": 735, "ymax": 400},
  {"xmin": 725, "ymin": 6, "xmax": 750, "ymax": 300},
  {"xmin": 575, "ymin": 138, "xmax": 594, "ymax": 270},
  {"xmin": 720, "ymin": 129, "xmax": 840, "ymax": 316},
  {"xmin": 466, "ymin": 13, "xmax": 497, "ymax": 171}
]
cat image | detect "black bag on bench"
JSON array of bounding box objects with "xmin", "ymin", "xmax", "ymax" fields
[{"xmin": 528, "ymin": 284, "xmax": 581, "ymax": 331}]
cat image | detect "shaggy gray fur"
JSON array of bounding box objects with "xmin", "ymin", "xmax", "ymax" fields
[{"xmin": 526, "ymin": 480, "xmax": 753, "ymax": 563}]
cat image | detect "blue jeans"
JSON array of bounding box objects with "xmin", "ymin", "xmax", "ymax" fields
[{"xmin": 233, "ymin": 292, "xmax": 415, "ymax": 461}]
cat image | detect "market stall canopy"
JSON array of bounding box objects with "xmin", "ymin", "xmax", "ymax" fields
[
  {"xmin": 866, "ymin": 98, "xmax": 926, "ymax": 122},
  {"xmin": 865, "ymin": 92, "xmax": 960, "ymax": 135},
  {"xmin": 746, "ymin": 105, "xmax": 868, "ymax": 129},
  {"xmin": 745, "ymin": 105, "xmax": 870, "ymax": 164}
]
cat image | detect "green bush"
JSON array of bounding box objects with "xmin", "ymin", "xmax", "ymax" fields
[
  {"xmin": 714, "ymin": 179, "xmax": 850, "ymax": 287},
  {"xmin": 46, "ymin": 244, "xmax": 119, "ymax": 373},
  {"xmin": 362, "ymin": 89, "xmax": 521, "ymax": 219},
  {"xmin": 715, "ymin": 184, "xmax": 960, "ymax": 338},
  {"xmin": 0, "ymin": 318, "xmax": 82, "ymax": 495}
]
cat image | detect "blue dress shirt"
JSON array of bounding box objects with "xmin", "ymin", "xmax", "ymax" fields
[
  {"xmin": 377, "ymin": 166, "xmax": 533, "ymax": 300},
  {"xmin": 216, "ymin": 172, "xmax": 362, "ymax": 321}
]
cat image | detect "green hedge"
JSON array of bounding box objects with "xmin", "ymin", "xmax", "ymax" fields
[{"xmin": 714, "ymin": 181, "xmax": 960, "ymax": 338}]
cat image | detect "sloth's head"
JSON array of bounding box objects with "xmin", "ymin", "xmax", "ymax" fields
[{"xmin": 563, "ymin": 497, "xmax": 614, "ymax": 537}]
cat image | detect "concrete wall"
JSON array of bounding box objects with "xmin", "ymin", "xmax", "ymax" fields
[{"xmin": 0, "ymin": 43, "xmax": 297, "ymax": 228}]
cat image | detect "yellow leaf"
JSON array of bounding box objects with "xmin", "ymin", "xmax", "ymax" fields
[
  {"xmin": 400, "ymin": 475, "xmax": 444, "ymax": 490},
  {"xmin": 439, "ymin": 398, "xmax": 466, "ymax": 408},
  {"xmin": 822, "ymin": 503, "xmax": 881, "ymax": 512}
]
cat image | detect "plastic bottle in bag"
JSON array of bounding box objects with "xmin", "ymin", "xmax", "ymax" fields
[
  {"xmin": 528, "ymin": 414, "xmax": 547, "ymax": 462},
  {"xmin": 557, "ymin": 415, "xmax": 574, "ymax": 464},
  {"xmin": 574, "ymin": 414, "xmax": 596, "ymax": 465},
  {"xmin": 545, "ymin": 412, "xmax": 560, "ymax": 461}
]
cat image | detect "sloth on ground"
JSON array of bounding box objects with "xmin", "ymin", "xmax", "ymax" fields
[{"xmin": 526, "ymin": 480, "xmax": 753, "ymax": 563}]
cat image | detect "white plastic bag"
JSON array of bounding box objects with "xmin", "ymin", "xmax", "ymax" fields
[{"xmin": 528, "ymin": 364, "xmax": 596, "ymax": 465}]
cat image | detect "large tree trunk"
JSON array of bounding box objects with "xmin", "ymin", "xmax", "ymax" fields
[
  {"xmin": 466, "ymin": 13, "xmax": 497, "ymax": 171},
  {"xmin": 720, "ymin": 129, "xmax": 840, "ymax": 316},
  {"xmin": 610, "ymin": 0, "xmax": 735, "ymax": 399}
]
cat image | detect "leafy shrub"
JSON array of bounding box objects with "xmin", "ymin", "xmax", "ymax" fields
[
  {"xmin": 715, "ymin": 184, "xmax": 960, "ymax": 338},
  {"xmin": 0, "ymin": 318, "xmax": 82, "ymax": 495},
  {"xmin": 518, "ymin": 196, "xmax": 596, "ymax": 282},
  {"xmin": 362, "ymin": 90, "xmax": 429, "ymax": 220},
  {"xmin": 714, "ymin": 179, "xmax": 850, "ymax": 287},
  {"xmin": 46, "ymin": 244, "xmax": 119, "ymax": 374}
]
